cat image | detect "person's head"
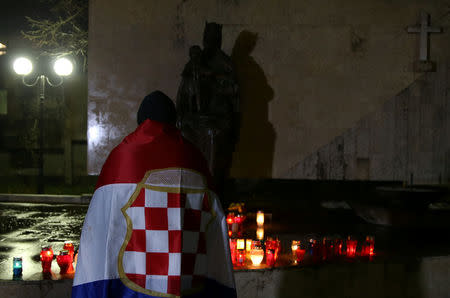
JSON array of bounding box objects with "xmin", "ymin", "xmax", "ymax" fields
[{"xmin": 137, "ymin": 90, "xmax": 176, "ymax": 126}]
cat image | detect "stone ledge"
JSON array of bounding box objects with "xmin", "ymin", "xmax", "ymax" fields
[{"xmin": 1, "ymin": 257, "xmax": 450, "ymax": 298}]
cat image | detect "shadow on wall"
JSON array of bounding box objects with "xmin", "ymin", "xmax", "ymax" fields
[{"xmin": 230, "ymin": 30, "xmax": 276, "ymax": 178}]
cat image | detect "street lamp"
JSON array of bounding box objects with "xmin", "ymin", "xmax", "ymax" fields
[{"xmin": 13, "ymin": 56, "xmax": 73, "ymax": 193}]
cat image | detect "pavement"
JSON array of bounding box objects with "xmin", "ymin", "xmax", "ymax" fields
[{"xmin": 0, "ymin": 202, "xmax": 88, "ymax": 280}]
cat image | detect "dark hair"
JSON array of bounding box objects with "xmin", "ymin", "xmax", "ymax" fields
[{"xmin": 137, "ymin": 90, "xmax": 176, "ymax": 125}]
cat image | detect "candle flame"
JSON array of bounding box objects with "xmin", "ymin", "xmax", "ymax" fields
[
  {"xmin": 256, "ymin": 211, "xmax": 264, "ymax": 227},
  {"xmin": 256, "ymin": 228, "xmax": 264, "ymax": 240}
]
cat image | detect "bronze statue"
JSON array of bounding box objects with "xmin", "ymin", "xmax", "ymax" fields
[{"xmin": 176, "ymin": 22, "xmax": 239, "ymax": 190}]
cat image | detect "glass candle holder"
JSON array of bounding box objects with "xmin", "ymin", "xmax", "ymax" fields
[
  {"xmin": 346, "ymin": 237, "xmax": 357, "ymax": 258},
  {"xmin": 250, "ymin": 241, "xmax": 264, "ymax": 266},
  {"xmin": 236, "ymin": 239, "xmax": 245, "ymax": 250},
  {"xmin": 295, "ymin": 247, "xmax": 306, "ymax": 264},
  {"xmin": 322, "ymin": 238, "xmax": 333, "ymax": 261},
  {"xmin": 226, "ymin": 213, "xmax": 235, "ymax": 225},
  {"xmin": 266, "ymin": 249, "xmax": 275, "ymax": 267},
  {"xmin": 291, "ymin": 240, "xmax": 300, "ymax": 263},
  {"xmin": 312, "ymin": 240, "xmax": 321, "ymax": 263},
  {"xmin": 12, "ymin": 257, "xmax": 22, "ymax": 277},
  {"xmin": 234, "ymin": 214, "xmax": 245, "ymax": 237},
  {"xmin": 256, "ymin": 227, "xmax": 264, "ymax": 240},
  {"xmin": 333, "ymin": 238, "xmax": 344, "ymax": 256},
  {"xmin": 63, "ymin": 241, "xmax": 75, "ymax": 256},
  {"xmin": 361, "ymin": 236, "xmax": 375, "ymax": 257},
  {"xmin": 56, "ymin": 250, "xmax": 74, "ymax": 274},
  {"xmin": 229, "ymin": 239, "xmax": 237, "ymax": 265},
  {"xmin": 256, "ymin": 211, "xmax": 264, "ymax": 227},
  {"xmin": 237, "ymin": 250, "xmax": 245, "ymax": 266},
  {"xmin": 40, "ymin": 245, "xmax": 54, "ymax": 273},
  {"xmin": 246, "ymin": 239, "xmax": 252, "ymax": 253}
]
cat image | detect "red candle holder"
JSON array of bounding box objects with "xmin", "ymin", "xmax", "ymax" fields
[
  {"xmin": 295, "ymin": 248, "xmax": 306, "ymax": 264},
  {"xmin": 266, "ymin": 238, "xmax": 281, "ymax": 262},
  {"xmin": 229, "ymin": 239, "xmax": 237, "ymax": 265},
  {"xmin": 226, "ymin": 213, "xmax": 235, "ymax": 226},
  {"xmin": 266, "ymin": 249, "xmax": 275, "ymax": 267},
  {"xmin": 56, "ymin": 250, "xmax": 74, "ymax": 274},
  {"xmin": 361, "ymin": 236, "xmax": 375, "ymax": 257},
  {"xmin": 322, "ymin": 238, "xmax": 334, "ymax": 261},
  {"xmin": 312, "ymin": 240, "xmax": 322, "ymax": 263},
  {"xmin": 40, "ymin": 245, "xmax": 54, "ymax": 273},
  {"xmin": 237, "ymin": 250, "xmax": 245, "ymax": 266},
  {"xmin": 333, "ymin": 239, "xmax": 344, "ymax": 256},
  {"xmin": 63, "ymin": 241, "xmax": 75, "ymax": 256},
  {"xmin": 346, "ymin": 237, "xmax": 357, "ymax": 258}
]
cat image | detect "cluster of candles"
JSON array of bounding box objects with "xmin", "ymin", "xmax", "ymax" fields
[
  {"xmin": 226, "ymin": 212, "xmax": 246, "ymax": 237},
  {"xmin": 40, "ymin": 241, "xmax": 76, "ymax": 274},
  {"xmin": 291, "ymin": 236, "xmax": 375, "ymax": 264},
  {"xmin": 229, "ymin": 237, "xmax": 281, "ymax": 267},
  {"xmin": 228, "ymin": 210, "xmax": 282, "ymax": 267},
  {"xmin": 227, "ymin": 209, "xmax": 376, "ymax": 268},
  {"xmin": 13, "ymin": 241, "xmax": 76, "ymax": 277}
]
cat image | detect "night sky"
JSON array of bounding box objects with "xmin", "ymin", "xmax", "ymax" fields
[
  {"xmin": 0, "ymin": 0, "xmax": 52, "ymax": 46},
  {"xmin": 0, "ymin": 1, "xmax": 53, "ymax": 87}
]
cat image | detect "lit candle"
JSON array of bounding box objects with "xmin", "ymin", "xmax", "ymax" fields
[
  {"xmin": 361, "ymin": 236, "xmax": 375, "ymax": 257},
  {"xmin": 236, "ymin": 239, "xmax": 245, "ymax": 250},
  {"xmin": 226, "ymin": 213, "xmax": 235, "ymax": 237},
  {"xmin": 266, "ymin": 238, "xmax": 281, "ymax": 262},
  {"xmin": 346, "ymin": 237, "xmax": 357, "ymax": 258},
  {"xmin": 226, "ymin": 213, "xmax": 235, "ymax": 225},
  {"xmin": 12, "ymin": 257, "xmax": 22, "ymax": 277},
  {"xmin": 63, "ymin": 241, "xmax": 75, "ymax": 256},
  {"xmin": 237, "ymin": 251, "xmax": 245, "ymax": 266},
  {"xmin": 246, "ymin": 239, "xmax": 252, "ymax": 253},
  {"xmin": 334, "ymin": 238, "xmax": 344, "ymax": 256},
  {"xmin": 266, "ymin": 249, "xmax": 275, "ymax": 266},
  {"xmin": 295, "ymin": 247, "xmax": 306, "ymax": 264},
  {"xmin": 256, "ymin": 210, "xmax": 264, "ymax": 227},
  {"xmin": 234, "ymin": 214, "xmax": 243, "ymax": 224},
  {"xmin": 229, "ymin": 239, "xmax": 237, "ymax": 265},
  {"xmin": 40, "ymin": 245, "xmax": 54, "ymax": 273},
  {"xmin": 322, "ymin": 237, "xmax": 332, "ymax": 261},
  {"xmin": 56, "ymin": 250, "xmax": 74, "ymax": 274},
  {"xmin": 291, "ymin": 240, "xmax": 300, "ymax": 263},
  {"xmin": 256, "ymin": 227, "xmax": 264, "ymax": 240},
  {"xmin": 250, "ymin": 241, "xmax": 264, "ymax": 266}
]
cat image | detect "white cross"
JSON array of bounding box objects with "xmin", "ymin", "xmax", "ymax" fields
[{"xmin": 407, "ymin": 12, "xmax": 442, "ymax": 61}]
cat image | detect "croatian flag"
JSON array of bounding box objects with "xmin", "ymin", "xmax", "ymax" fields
[{"xmin": 72, "ymin": 120, "xmax": 236, "ymax": 298}]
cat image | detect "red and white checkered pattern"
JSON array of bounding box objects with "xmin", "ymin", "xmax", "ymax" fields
[{"xmin": 123, "ymin": 188, "xmax": 212, "ymax": 296}]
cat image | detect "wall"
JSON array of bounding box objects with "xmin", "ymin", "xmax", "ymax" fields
[
  {"xmin": 87, "ymin": 0, "xmax": 450, "ymax": 180},
  {"xmin": 283, "ymin": 63, "xmax": 450, "ymax": 184}
]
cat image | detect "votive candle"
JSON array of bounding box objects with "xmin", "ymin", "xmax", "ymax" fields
[
  {"xmin": 256, "ymin": 211, "xmax": 264, "ymax": 227},
  {"xmin": 256, "ymin": 227, "xmax": 264, "ymax": 240}
]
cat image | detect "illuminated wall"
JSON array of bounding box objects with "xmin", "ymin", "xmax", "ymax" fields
[{"xmin": 88, "ymin": 0, "xmax": 450, "ymax": 181}]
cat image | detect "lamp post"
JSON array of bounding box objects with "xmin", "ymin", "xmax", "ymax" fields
[{"xmin": 13, "ymin": 56, "xmax": 73, "ymax": 194}]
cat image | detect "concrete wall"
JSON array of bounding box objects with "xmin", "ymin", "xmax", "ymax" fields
[
  {"xmin": 87, "ymin": 0, "xmax": 450, "ymax": 179},
  {"xmin": 283, "ymin": 63, "xmax": 450, "ymax": 184}
]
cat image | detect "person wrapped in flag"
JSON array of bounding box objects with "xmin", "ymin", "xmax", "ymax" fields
[{"xmin": 73, "ymin": 91, "xmax": 236, "ymax": 297}]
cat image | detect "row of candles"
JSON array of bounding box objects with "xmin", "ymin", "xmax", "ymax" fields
[
  {"xmin": 12, "ymin": 241, "xmax": 76, "ymax": 278},
  {"xmin": 227, "ymin": 210, "xmax": 375, "ymax": 268},
  {"xmin": 229, "ymin": 235, "xmax": 375, "ymax": 267}
]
